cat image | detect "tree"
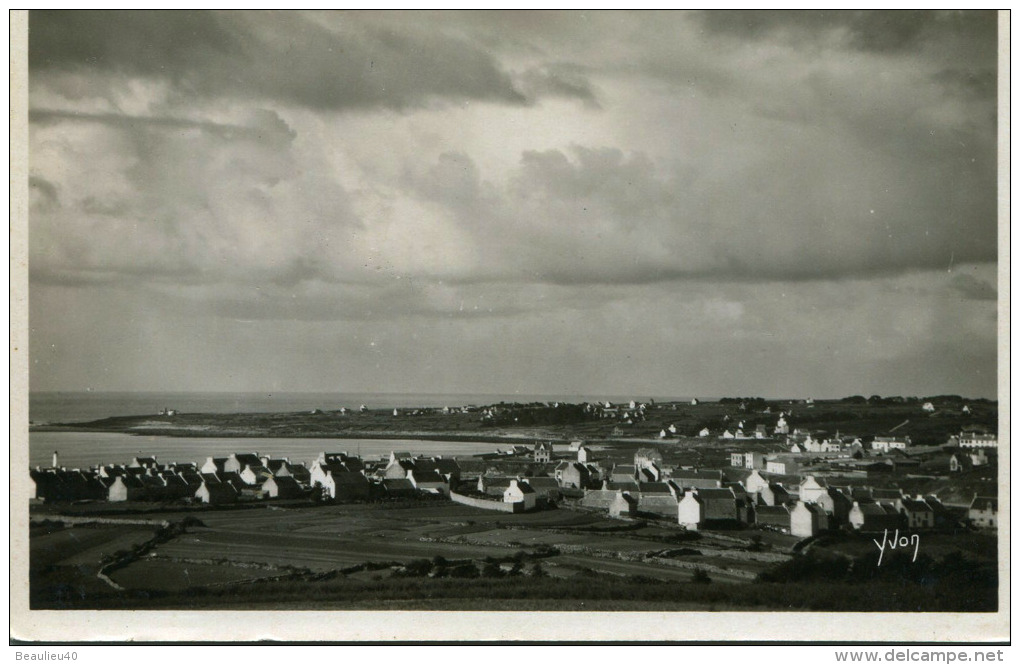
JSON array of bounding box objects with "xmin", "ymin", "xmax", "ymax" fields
[{"xmin": 692, "ymin": 568, "xmax": 712, "ymax": 584}]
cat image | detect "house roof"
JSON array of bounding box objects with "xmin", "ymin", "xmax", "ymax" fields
[
  {"xmin": 606, "ymin": 481, "xmax": 640, "ymax": 492},
  {"xmin": 698, "ymin": 488, "xmax": 737, "ymax": 500},
  {"xmin": 232, "ymin": 453, "xmax": 261, "ymax": 467},
  {"xmin": 411, "ymin": 469, "xmax": 445, "ymax": 484},
  {"xmin": 900, "ymin": 498, "xmax": 933, "ymax": 513},
  {"xmin": 329, "ymin": 470, "xmax": 370, "ymax": 485},
  {"xmin": 269, "ymin": 476, "xmax": 303, "ymax": 490},
  {"xmin": 970, "ymin": 496, "xmax": 998, "ymax": 511},
  {"xmin": 612, "ymin": 465, "xmax": 637, "ymax": 475},
  {"xmin": 202, "ymin": 481, "xmax": 238, "ymax": 499},
  {"xmin": 756, "ymin": 505, "xmax": 790, "ymax": 516},
  {"xmin": 116, "ymin": 474, "xmax": 146, "ymax": 488},
  {"xmin": 855, "ymin": 502, "xmax": 887, "ymax": 515},
  {"xmin": 509, "ymin": 480, "xmax": 536, "ymax": 494},
  {"xmin": 639, "ymin": 482, "xmax": 672, "ymax": 494},
  {"xmin": 524, "ymin": 477, "xmax": 560, "ymax": 490}
]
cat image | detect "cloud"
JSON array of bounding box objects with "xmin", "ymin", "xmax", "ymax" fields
[
  {"xmin": 399, "ymin": 144, "xmax": 997, "ymax": 286},
  {"xmin": 949, "ymin": 273, "xmax": 998, "ymax": 301},
  {"xmin": 693, "ymin": 10, "xmax": 996, "ymax": 56},
  {"xmin": 28, "ymin": 11, "xmax": 596, "ymax": 112}
]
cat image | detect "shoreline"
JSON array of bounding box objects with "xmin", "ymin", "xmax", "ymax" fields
[{"xmin": 29, "ymin": 425, "xmax": 579, "ymax": 445}]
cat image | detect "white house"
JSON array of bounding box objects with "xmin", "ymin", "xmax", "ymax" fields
[
  {"xmin": 533, "ymin": 441, "xmax": 553, "ymax": 463},
  {"xmin": 775, "ymin": 415, "xmax": 790, "ymax": 435},
  {"xmin": 922, "ymin": 402, "xmax": 936, "ymax": 413},
  {"xmin": 791, "ymin": 501, "xmax": 823, "ymax": 537},
  {"xmin": 968, "ymin": 495, "xmax": 997, "ymax": 528},
  {"xmin": 407, "ymin": 469, "xmax": 449, "ymax": 496},
  {"xmin": 799, "ymin": 476, "xmax": 827, "ymax": 504},
  {"xmin": 609, "ymin": 491, "xmax": 637, "ymax": 518},
  {"xmin": 677, "ymin": 491, "xmax": 704, "ymax": 530},
  {"xmin": 743, "ymin": 470, "xmax": 770, "ymax": 497},
  {"xmin": 744, "ymin": 452, "xmax": 766, "ymax": 470},
  {"xmin": 767, "ymin": 456, "xmax": 800, "ymax": 475},
  {"xmin": 195, "ymin": 480, "xmax": 238, "ymax": 505},
  {"xmin": 503, "ymin": 479, "xmax": 537, "ymax": 511},
  {"xmin": 698, "ymin": 428, "xmax": 710, "ymax": 438},
  {"xmin": 871, "ymin": 436, "xmax": 910, "ymax": 453},
  {"xmin": 959, "ymin": 432, "xmax": 998, "ymax": 449}
]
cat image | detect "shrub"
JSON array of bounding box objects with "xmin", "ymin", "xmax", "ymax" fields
[{"xmin": 692, "ymin": 568, "xmax": 712, "ymax": 584}]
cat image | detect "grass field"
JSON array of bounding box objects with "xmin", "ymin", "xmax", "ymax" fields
[{"xmin": 29, "ymin": 500, "xmax": 998, "ymax": 611}]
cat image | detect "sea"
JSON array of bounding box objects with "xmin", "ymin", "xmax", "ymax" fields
[{"xmin": 26, "ymin": 391, "xmax": 690, "ymax": 469}]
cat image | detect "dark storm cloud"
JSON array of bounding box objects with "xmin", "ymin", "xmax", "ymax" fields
[
  {"xmin": 404, "ymin": 144, "xmax": 997, "ymax": 288},
  {"xmin": 28, "ymin": 10, "xmax": 594, "ymax": 111},
  {"xmin": 694, "ymin": 10, "xmax": 997, "ymax": 55}
]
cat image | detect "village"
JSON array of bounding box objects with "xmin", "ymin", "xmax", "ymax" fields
[
  {"xmin": 27, "ymin": 397, "xmax": 1001, "ymax": 611},
  {"xmin": 30, "ymin": 400, "xmax": 999, "ymax": 536}
]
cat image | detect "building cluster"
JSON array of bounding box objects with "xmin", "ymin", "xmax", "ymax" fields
[
  {"xmin": 30, "ymin": 422, "xmax": 998, "ymax": 536},
  {"xmin": 29, "ymin": 449, "xmax": 467, "ymax": 506}
]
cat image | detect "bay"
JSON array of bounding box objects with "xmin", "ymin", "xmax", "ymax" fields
[{"xmin": 29, "ymin": 431, "xmax": 502, "ymax": 470}]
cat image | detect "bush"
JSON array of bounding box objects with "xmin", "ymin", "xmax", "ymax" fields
[{"xmin": 691, "ymin": 568, "xmax": 712, "ymax": 584}]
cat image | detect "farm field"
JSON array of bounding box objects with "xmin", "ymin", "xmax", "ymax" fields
[
  {"xmin": 30, "ymin": 500, "xmax": 796, "ymax": 607},
  {"xmin": 30, "ymin": 522, "xmax": 160, "ymax": 569}
]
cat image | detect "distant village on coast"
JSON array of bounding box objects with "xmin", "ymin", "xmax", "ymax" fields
[{"xmin": 30, "ymin": 396, "xmax": 999, "ymax": 535}]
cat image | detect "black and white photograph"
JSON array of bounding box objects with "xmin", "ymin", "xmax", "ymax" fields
[{"xmin": 11, "ymin": 9, "xmax": 1008, "ymax": 644}]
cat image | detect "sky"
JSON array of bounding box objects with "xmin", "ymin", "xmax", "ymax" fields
[{"xmin": 25, "ymin": 10, "xmax": 1000, "ymax": 399}]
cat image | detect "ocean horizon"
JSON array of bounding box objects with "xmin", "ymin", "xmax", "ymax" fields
[{"xmin": 28, "ymin": 391, "xmax": 704, "ymax": 425}]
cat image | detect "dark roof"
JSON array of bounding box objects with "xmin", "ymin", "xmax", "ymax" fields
[
  {"xmin": 268, "ymin": 476, "xmax": 303, "ymax": 490},
  {"xmin": 524, "ymin": 477, "xmax": 560, "ymax": 490},
  {"xmin": 381, "ymin": 478, "xmax": 415, "ymax": 491},
  {"xmin": 639, "ymin": 482, "xmax": 672, "ymax": 494},
  {"xmin": 508, "ymin": 480, "xmax": 535, "ymax": 494},
  {"xmin": 970, "ymin": 496, "xmax": 998, "ymax": 511},
  {"xmin": 794, "ymin": 502, "xmax": 825, "ymax": 515},
  {"xmin": 856, "ymin": 502, "xmax": 887, "ymax": 515},
  {"xmin": 329, "ymin": 470, "xmax": 370, "ymax": 485},
  {"xmin": 900, "ymin": 498, "xmax": 934, "ymax": 513},
  {"xmin": 698, "ymin": 488, "xmax": 737, "ymax": 500},
  {"xmin": 115, "ymin": 475, "xmax": 145, "ymax": 488},
  {"xmin": 756, "ymin": 505, "xmax": 790, "ymax": 516},
  {"xmin": 232, "ymin": 453, "xmax": 261, "ymax": 467},
  {"xmin": 606, "ymin": 481, "xmax": 640, "ymax": 492},
  {"xmin": 411, "ymin": 469, "xmax": 445, "ymax": 484}
]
